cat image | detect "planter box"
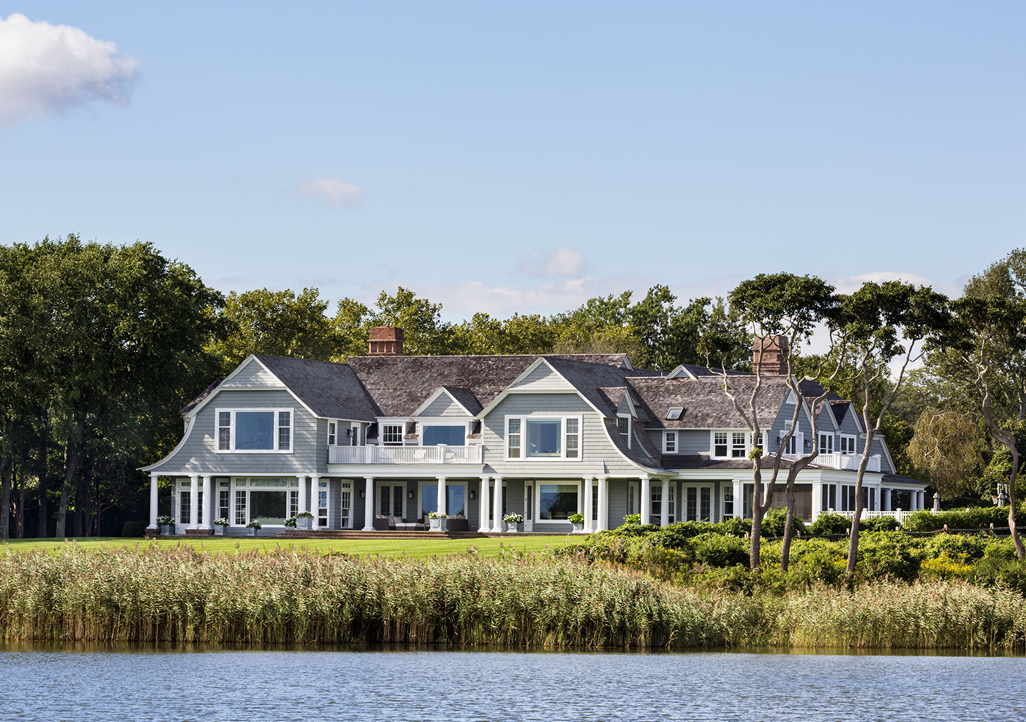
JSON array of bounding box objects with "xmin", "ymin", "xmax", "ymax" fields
[
  {"xmin": 506, "ymin": 522, "xmax": 524, "ymax": 533},
  {"xmin": 572, "ymin": 522, "xmax": 584, "ymax": 533},
  {"xmin": 429, "ymin": 517, "xmax": 447, "ymax": 532},
  {"xmin": 214, "ymin": 526, "xmax": 226, "ymax": 536},
  {"xmin": 160, "ymin": 524, "xmax": 173, "ymax": 536},
  {"xmin": 297, "ymin": 516, "xmax": 313, "ymax": 530},
  {"xmin": 247, "ymin": 527, "xmax": 259, "ymax": 537}
]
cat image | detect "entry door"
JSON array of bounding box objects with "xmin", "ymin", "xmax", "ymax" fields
[
  {"xmin": 340, "ymin": 481, "xmax": 352, "ymax": 528},
  {"xmin": 683, "ymin": 486, "xmax": 713, "ymax": 522},
  {"xmin": 317, "ymin": 480, "xmax": 329, "ymax": 528},
  {"xmin": 627, "ymin": 481, "xmax": 640, "ymax": 517},
  {"xmin": 378, "ymin": 482, "xmax": 405, "ymax": 519}
]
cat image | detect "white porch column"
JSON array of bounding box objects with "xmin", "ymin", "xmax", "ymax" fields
[
  {"xmin": 149, "ymin": 473, "xmax": 159, "ymax": 530},
  {"xmin": 478, "ymin": 477, "xmax": 491, "ymax": 532},
  {"xmin": 640, "ymin": 476, "xmax": 651, "ymax": 525},
  {"xmin": 733, "ymin": 479, "xmax": 744, "ymax": 519},
  {"xmin": 298, "ymin": 474, "xmax": 307, "ymax": 517},
  {"xmin": 362, "ymin": 477, "xmax": 375, "ymax": 530},
  {"xmin": 189, "ymin": 474, "xmax": 199, "ymax": 529},
  {"xmin": 918, "ymin": 490, "xmax": 925, "ymax": 510},
  {"xmin": 201, "ymin": 475, "xmax": 212, "ymax": 529},
  {"xmin": 811, "ymin": 482, "xmax": 823, "ymax": 523},
  {"xmin": 583, "ymin": 477, "xmax": 594, "ymax": 532},
  {"xmin": 660, "ymin": 478, "xmax": 669, "ymax": 527},
  {"xmin": 491, "ymin": 477, "xmax": 504, "ymax": 532},
  {"xmin": 597, "ymin": 477, "xmax": 608, "ymax": 531},
  {"xmin": 882, "ymin": 488, "xmax": 891, "ymax": 512},
  {"xmin": 437, "ymin": 476, "xmax": 447, "ymax": 517}
]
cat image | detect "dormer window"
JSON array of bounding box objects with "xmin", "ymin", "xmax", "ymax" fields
[
  {"xmin": 381, "ymin": 424, "xmax": 403, "ymax": 446},
  {"xmin": 665, "ymin": 408, "xmax": 683, "ymax": 420},
  {"xmin": 617, "ymin": 416, "xmax": 632, "ymax": 449}
]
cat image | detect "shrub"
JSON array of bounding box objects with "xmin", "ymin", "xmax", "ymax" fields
[
  {"xmin": 651, "ymin": 522, "xmax": 717, "ymax": 550},
  {"xmin": 809, "ymin": 512, "xmax": 848, "ymax": 535},
  {"xmin": 859, "ymin": 516, "xmax": 901, "ymax": 532},
  {"xmin": 856, "ymin": 532, "xmax": 920, "ymax": 583},
  {"xmin": 786, "ymin": 540, "xmax": 847, "ymax": 589},
  {"xmin": 903, "ymin": 505, "xmax": 1026, "ymax": 532},
  {"xmin": 608, "ymin": 522, "xmax": 660, "ymax": 538},
  {"xmin": 718, "ymin": 516, "xmax": 752, "ymax": 536},
  {"xmin": 984, "ymin": 537, "xmax": 1020, "ymax": 562},
  {"xmin": 761, "ymin": 508, "xmax": 806, "ymax": 538},
  {"xmin": 121, "ymin": 521, "xmax": 147, "ymax": 538},
  {"xmin": 921, "ymin": 534, "xmax": 989, "ymax": 562},
  {"xmin": 693, "ymin": 533, "xmax": 749, "ymax": 568}
]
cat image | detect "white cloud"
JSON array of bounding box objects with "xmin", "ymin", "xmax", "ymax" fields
[
  {"xmin": 520, "ymin": 247, "xmax": 585, "ymax": 277},
  {"xmin": 828, "ymin": 270, "xmax": 961, "ymax": 298},
  {"xmin": 0, "ymin": 13, "xmax": 138, "ymax": 126},
  {"xmin": 297, "ymin": 176, "xmax": 364, "ymax": 210}
]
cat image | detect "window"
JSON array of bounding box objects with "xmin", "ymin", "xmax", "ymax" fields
[
  {"xmin": 731, "ymin": 432, "xmax": 747, "ymax": 458},
  {"xmin": 218, "ymin": 485, "xmax": 230, "ymax": 522},
  {"xmin": 234, "ymin": 489, "xmax": 246, "ymax": 525},
  {"xmin": 664, "ymin": 430, "xmax": 677, "ymax": 454},
  {"xmin": 382, "ymin": 424, "xmax": 403, "ymax": 446},
  {"xmin": 819, "ymin": 433, "xmax": 834, "ymax": 454},
  {"xmin": 617, "ymin": 416, "xmax": 631, "ymax": 448},
  {"xmin": 327, "ymin": 421, "xmax": 337, "ymax": 446},
  {"xmin": 179, "ymin": 491, "xmax": 190, "ymax": 525},
  {"xmin": 290, "ymin": 490, "xmax": 299, "ymax": 518},
  {"xmin": 714, "ymin": 432, "xmax": 728, "ymax": 457},
  {"xmin": 650, "ymin": 485, "xmax": 661, "ymax": 518},
  {"xmin": 723, "ymin": 486, "xmax": 735, "ymax": 518},
  {"xmin": 566, "ymin": 418, "xmax": 579, "ymax": 458},
  {"xmin": 218, "ymin": 412, "xmax": 231, "ymax": 450},
  {"xmin": 318, "ymin": 481, "xmax": 328, "ymax": 528},
  {"xmin": 528, "ymin": 418, "xmax": 562, "ymax": 456},
  {"xmin": 507, "ymin": 418, "xmax": 522, "ymax": 458},
  {"xmin": 840, "ymin": 435, "xmax": 856, "ymax": 454},
  {"xmin": 216, "ymin": 409, "xmax": 293, "ymax": 452},
  {"xmin": 423, "ymin": 425, "xmax": 465, "ymax": 446},
  {"xmin": 538, "ymin": 483, "xmax": 579, "ymax": 521},
  {"xmin": 592, "ymin": 483, "xmax": 598, "ymax": 522},
  {"xmin": 506, "ymin": 416, "xmax": 582, "ymax": 460},
  {"xmin": 665, "ymin": 408, "xmax": 683, "ymax": 420}
]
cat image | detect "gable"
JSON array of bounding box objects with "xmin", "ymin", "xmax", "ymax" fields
[
  {"xmin": 221, "ymin": 357, "xmax": 282, "ymax": 388},
  {"xmin": 509, "ymin": 361, "xmax": 575, "ymax": 392},
  {"xmin": 417, "ymin": 391, "xmax": 473, "ymax": 418}
]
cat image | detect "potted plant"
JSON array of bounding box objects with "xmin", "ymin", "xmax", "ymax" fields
[
  {"xmin": 568, "ymin": 513, "xmax": 585, "ymax": 533},
  {"xmin": 213, "ymin": 518, "xmax": 229, "ymax": 536},
  {"xmin": 157, "ymin": 516, "xmax": 175, "ymax": 536},
  {"xmin": 284, "ymin": 516, "xmax": 297, "ymax": 528},
  {"xmin": 428, "ymin": 511, "xmax": 447, "ymax": 532},
  {"xmin": 503, "ymin": 513, "xmax": 524, "ymax": 533},
  {"xmin": 246, "ymin": 520, "xmax": 262, "ymax": 537},
  {"xmin": 296, "ymin": 511, "xmax": 314, "ymax": 530},
  {"xmin": 624, "ymin": 514, "xmax": 641, "ymax": 526}
]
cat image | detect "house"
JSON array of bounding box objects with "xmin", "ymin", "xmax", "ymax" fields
[{"xmin": 142, "ymin": 327, "xmax": 929, "ymax": 535}]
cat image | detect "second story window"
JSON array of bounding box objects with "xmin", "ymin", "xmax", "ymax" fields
[
  {"xmin": 278, "ymin": 411, "xmax": 291, "ymax": 451},
  {"xmin": 664, "ymin": 430, "xmax": 677, "ymax": 454},
  {"xmin": 731, "ymin": 432, "xmax": 746, "ymax": 458},
  {"xmin": 566, "ymin": 418, "xmax": 579, "ymax": 458},
  {"xmin": 327, "ymin": 421, "xmax": 337, "ymax": 446},
  {"xmin": 617, "ymin": 416, "xmax": 631, "ymax": 448},
  {"xmin": 382, "ymin": 424, "xmax": 403, "ymax": 446},
  {"xmin": 712, "ymin": 431, "xmax": 748, "ymax": 459},
  {"xmin": 507, "ymin": 418, "xmax": 522, "ymax": 458},
  {"xmin": 216, "ymin": 408, "xmax": 293, "ymax": 453},
  {"xmin": 819, "ymin": 433, "xmax": 833, "ymax": 454},
  {"xmin": 218, "ymin": 412, "xmax": 231, "ymax": 450},
  {"xmin": 505, "ymin": 416, "xmax": 583, "ymax": 461}
]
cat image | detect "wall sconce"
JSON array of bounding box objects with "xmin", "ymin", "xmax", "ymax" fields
[
  {"xmin": 469, "ymin": 490, "xmax": 476, "ymax": 500},
  {"xmin": 346, "ymin": 428, "xmax": 353, "ymax": 438},
  {"xmin": 408, "ymin": 490, "xmax": 415, "ymax": 499},
  {"xmin": 359, "ymin": 489, "xmax": 365, "ymax": 498}
]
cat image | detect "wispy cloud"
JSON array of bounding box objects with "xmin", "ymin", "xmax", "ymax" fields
[
  {"xmin": 520, "ymin": 247, "xmax": 586, "ymax": 278},
  {"xmin": 0, "ymin": 13, "xmax": 139, "ymax": 126},
  {"xmin": 828, "ymin": 270, "xmax": 962, "ymax": 297},
  {"xmin": 297, "ymin": 176, "xmax": 364, "ymax": 210}
]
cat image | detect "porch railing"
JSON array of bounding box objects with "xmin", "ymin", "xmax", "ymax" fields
[
  {"xmin": 832, "ymin": 509, "xmax": 919, "ymax": 524},
  {"xmin": 328, "ymin": 445, "xmax": 483, "ymax": 465},
  {"xmin": 783, "ymin": 452, "xmax": 881, "ymax": 472}
]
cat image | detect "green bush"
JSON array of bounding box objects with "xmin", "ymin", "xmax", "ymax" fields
[
  {"xmin": 718, "ymin": 516, "xmax": 753, "ymax": 536},
  {"xmin": 921, "ymin": 534, "xmax": 989, "ymax": 562},
  {"xmin": 693, "ymin": 533, "xmax": 749, "ymax": 568},
  {"xmin": 760, "ymin": 508, "xmax": 806, "ymax": 538},
  {"xmin": 651, "ymin": 522, "xmax": 717, "ymax": 550},
  {"xmin": 984, "ymin": 537, "xmax": 1020, "ymax": 562},
  {"xmin": 809, "ymin": 512, "xmax": 849, "ymax": 535},
  {"xmin": 121, "ymin": 521, "xmax": 147, "ymax": 538},
  {"xmin": 786, "ymin": 539, "xmax": 848, "ymax": 589},
  {"xmin": 968, "ymin": 556, "xmax": 1026, "ymax": 595},
  {"xmin": 859, "ymin": 516, "xmax": 901, "ymax": 532},
  {"xmin": 903, "ymin": 505, "xmax": 1026, "ymax": 532},
  {"xmin": 856, "ymin": 532, "xmax": 920, "ymax": 583}
]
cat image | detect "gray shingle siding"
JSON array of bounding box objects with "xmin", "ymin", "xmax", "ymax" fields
[
  {"xmin": 153, "ymin": 389, "xmax": 326, "ymax": 475},
  {"xmin": 481, "ymin": 393, "xmax": 646, "ymax": 476},
  {"xmin": 419, "ymin": 394, "xmax": 471, "ymax": 418},
  {"xmin": 511, "ymin": 363, "xmax": 573, "ymax": 391},
  {"xmin": 226, "ymin": 358, "xmax": 280, "ymax": 387}
]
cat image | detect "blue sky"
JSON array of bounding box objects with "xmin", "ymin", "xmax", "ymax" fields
[{"xmin": 2, "ymin": 2, "xmax": 1025, "ymax": 320}]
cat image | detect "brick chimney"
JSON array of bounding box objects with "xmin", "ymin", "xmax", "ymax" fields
[
  {"xmin": 368, "ymin": 326, "xmax": 405, "ymax": 356},
  {"xmin": 752, "ymin": 335, "xmax": 788, "ymax": 376}
]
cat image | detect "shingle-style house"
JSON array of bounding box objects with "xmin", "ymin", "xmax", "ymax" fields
[{"xmin": 142, "ymin": 327, "xmax": 928, "ymax": 535}]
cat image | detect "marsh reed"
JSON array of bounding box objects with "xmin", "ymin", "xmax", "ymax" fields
[{"xmin": 2, "ymin": 544, "xmax": 1025, "ymax": 650}]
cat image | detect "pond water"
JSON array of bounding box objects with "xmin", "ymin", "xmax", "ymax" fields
[{"xmin": 1, "ymin": 645, "xmax": 1024, "ymax": 721}]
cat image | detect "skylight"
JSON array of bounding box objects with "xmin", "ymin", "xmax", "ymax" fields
[{"xmin": 665, "ymin": 408, "xmax": 683, "ymax": 420}]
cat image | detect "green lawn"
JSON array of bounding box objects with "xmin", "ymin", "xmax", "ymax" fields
[{"xmin": 1, "ymin": 535, "xmax": 579, "ymax": 559}]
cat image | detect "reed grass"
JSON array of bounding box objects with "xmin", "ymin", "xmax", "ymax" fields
[{"xmin": 2, "ymin": 545, "xmax": 1024, "ymax": 650}]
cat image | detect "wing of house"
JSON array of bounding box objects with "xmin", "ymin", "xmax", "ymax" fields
[{"xmin": 142, "ymin": 328, "xmax": 928, "ymax": 536}]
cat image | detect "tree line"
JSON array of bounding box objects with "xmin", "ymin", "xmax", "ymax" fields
[{"xmin": 1, "ymin": 235, "xmax": 1023, "ymax": 547}]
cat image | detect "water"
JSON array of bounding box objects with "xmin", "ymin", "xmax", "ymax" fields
[{"xmin": 1, "ymin": 645, "xmax": 1024, "ymax": 721}]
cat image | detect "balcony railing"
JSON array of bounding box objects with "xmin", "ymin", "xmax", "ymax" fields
[
  {"xmin": 782, "ymin": 452, "xmax": 881, "ymax": 472},
  {"xmin": 834, "ymin": 509, "xmax": 918, "ymax": 524},
  {"xmin": 327, "ymin": 445, "xmax": 483, "ymax": 465}
]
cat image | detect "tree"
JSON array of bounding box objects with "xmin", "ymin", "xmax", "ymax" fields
[
  {"xmin": 836, "ymin": 281, "xmax": 951, "ymax": 582},
  {"xmin": 208, "ymin": 287, "xmax": 335, "ymax": 370},
  {"xmin": 701, "ymin": 272, "xmax": 837, "ymax": 570},
  {"xmin": 907, "ymin": 408, "xmax": 986, "ymax": 498}
]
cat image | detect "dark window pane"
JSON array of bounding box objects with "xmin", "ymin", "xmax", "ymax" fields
[{"xmin": 235, "ymin": 412, "xmax": 275, "ymax": 450}]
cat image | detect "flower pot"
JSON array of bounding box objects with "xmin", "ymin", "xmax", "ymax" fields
[
  {"xmin": 572, "ymin": 522, "xmax": 584, "ymax": 533},
  {"xmin": 429, "ymin": 517, "xmax": 447, "ymax": 531},
  {"xmin": 298, "ymin": 516, "xmax": 312, "ymax": 530},
  {"xmin": 214, "ymin": 526, "xmax": 225, "ymax": 536},
  {"xmin": 160, "ymin": 524, "xmax": 173, "ymax": 536},
  {"xmin": 247, "ymin": 527, "xmax": 258, "ymax": 537},
  {"xmin": 506, "ymin": 522, "xmax": 523, "ymax": 533}
]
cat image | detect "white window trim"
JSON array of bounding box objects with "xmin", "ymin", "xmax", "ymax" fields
[
  {"xmin": 663, "ymin": 430, "xmax": 678, "ymax": 454},
  {"xmin": 534, "ymin": 479, "xmax": 583, "ymax": 524},
  {"xmin": 417, "ymin": 419, "xmax": 471, "ymax": 447},
  {"xmin": 327, "ymin": 420, "xmax": 337, "ymax": 446},
  {"xmin": 504, "ymin": 415, "xmax": 584, "ymax": 462},
  {"xmin": 225, "ymin": 476, "xmax": 299, "ymax": 526},
  {"xmin": 818, "ymin": 432, "xmax": 834, "ymax": 455},
  {"xmin": 682, "ymin": 484, "xmax": 714, "ymax": 522},
  {"xmin": 617, "ymin": 414, "xmax": 632, "ymax": 449},
  {"xmin": 840, "ymin": 434, "xmax": 857, "ymax": 455},
  {"xmin": 214, "ymin": 408, "xmax": 295, "ymax": 454},
  {"xmin": 379, "ymin": 419, "xmax": 406, "ymax": 446},
  {"xmin": 709, "ymin": 430, "xmax": 750, "ymax": 460}
]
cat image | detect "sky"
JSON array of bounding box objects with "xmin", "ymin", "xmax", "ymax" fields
[{"xmin": 2, "ymin": 2, "xmax": 1025, "ymax": 322}]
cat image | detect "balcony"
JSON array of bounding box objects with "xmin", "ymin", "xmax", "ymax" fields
[
  {"xmin": 328, "ymin": 445, "xmax": 483, "ymax": 465},
  {"xmin": 782, "ymin": 452, "xmax": 881, "ymax": 472}
]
